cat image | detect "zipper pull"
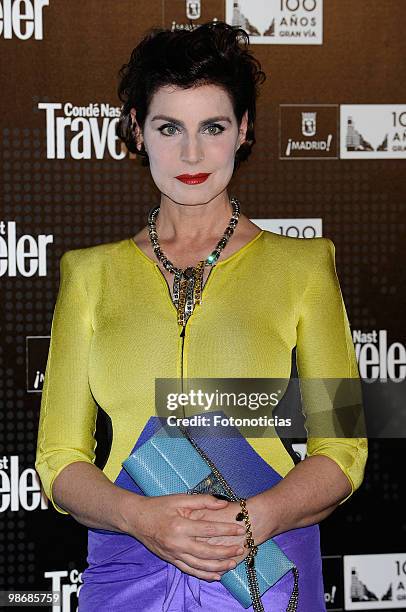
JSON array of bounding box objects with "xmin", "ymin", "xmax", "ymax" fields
[{"xmin": 180, "ymin": 325, "xmax": 186, "ymax": 338}]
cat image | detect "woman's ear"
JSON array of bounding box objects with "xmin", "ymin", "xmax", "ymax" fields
[
  {"xmin": 130, "ymin": 108, "xmax": 144, "ymax": 151},
  {"xmin": 237, "ymin": 110, "xmax": 249, "ymax": 150}
]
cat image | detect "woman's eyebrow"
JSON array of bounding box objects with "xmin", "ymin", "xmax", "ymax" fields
[{"xmin": 150, "ymin": 115, "xmax": 232, "ymax": 127}]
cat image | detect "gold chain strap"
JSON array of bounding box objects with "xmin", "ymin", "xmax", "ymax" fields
[{"xmin": 235, "ymin": 498, "xmax": 259, "ymax": 568}]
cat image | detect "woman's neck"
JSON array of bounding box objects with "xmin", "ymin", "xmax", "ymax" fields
[{"xmin": 154, "ymin": 194, "xmax": 234, "ymax": 243}]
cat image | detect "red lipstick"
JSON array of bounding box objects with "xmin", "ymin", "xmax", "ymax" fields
[{"xmin": 175, "ymin": 173, "xmax": 211, "ymax": 185}]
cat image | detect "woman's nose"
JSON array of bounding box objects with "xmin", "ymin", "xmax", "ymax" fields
[{"xmin": 180, "ymin": 137, "xmax": 204, "ymax": 163}]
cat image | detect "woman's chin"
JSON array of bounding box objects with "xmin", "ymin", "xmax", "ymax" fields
[{"xmin": 159, "ymin": 187, "xmax": 216, "ymax": 205}]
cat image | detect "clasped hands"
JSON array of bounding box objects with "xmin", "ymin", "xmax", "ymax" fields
[
  {"xmin": 185, "ymin": 493, "xmax": 271, "ymax": 569},
  {"xmin": 128, "ymin": 491, "xmax": 275, "ymax": 582}
]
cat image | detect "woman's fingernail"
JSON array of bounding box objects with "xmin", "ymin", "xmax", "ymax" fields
[{"xmin": 237, "ymin": 547, "xmax": 244, "ymax": 554}]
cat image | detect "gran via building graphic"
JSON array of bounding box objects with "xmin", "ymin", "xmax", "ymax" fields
[
  {"xmin": 345, "ymin": 553, "xmax": 406, "ymax": 608},
  {"xmin": 226, "ymin": 0, "xmax": 323, "ymax": 45},
  {"xmin": 231, "ymin": 1, "xmax": 261, "ymax": 36},
  {"xmin": 346, "ymin": 116, "xmax": 386, "ymax": 152},
  {"xmin": 351, "ymin": 567, "xmax": 392, "ymax": 602},
  {"xmin": 340, "ymin": 105, "xmax": 406, "ymax": 159}
]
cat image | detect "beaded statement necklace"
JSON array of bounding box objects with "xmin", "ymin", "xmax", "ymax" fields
[{"xmin": 147, "ymin": 196, "xmax": 241, "ymax": 327}]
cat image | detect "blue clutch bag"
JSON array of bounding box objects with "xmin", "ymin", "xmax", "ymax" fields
[{"xmin": 122, "ymin": 414, "xmax": 299, "ymax": 611}]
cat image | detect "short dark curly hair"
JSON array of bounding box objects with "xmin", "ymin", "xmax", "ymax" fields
[{"xmin": 115, "ymin": 21, "xmax": 266, "ymax": 173}]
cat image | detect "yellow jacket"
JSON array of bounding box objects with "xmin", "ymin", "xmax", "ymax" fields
[{"xmin": 35, "ymin": 230, "xmax": 368, "ymax": 514}]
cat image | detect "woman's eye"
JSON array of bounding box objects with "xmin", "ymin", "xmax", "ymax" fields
[
  {"xmin": 205, "ymin": 124, "xmax": 224, "ymax": 135},
  {"xmin": 158, "ymin": 124, "xmax": 179, "ymax": 136}
]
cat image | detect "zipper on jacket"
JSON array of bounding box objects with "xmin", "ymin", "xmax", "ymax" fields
[
  {"xmin": 180, "ymin": 323, "xmax": 186, "ymax": 397},
  {"xmin": 178, "ymin": 271, "xmax": 212, "ymax": 400}
]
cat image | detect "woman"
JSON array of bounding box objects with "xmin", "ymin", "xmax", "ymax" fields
[{"xmin": 35, "ymin": 22, "xmax": 368, "ymax": 611}]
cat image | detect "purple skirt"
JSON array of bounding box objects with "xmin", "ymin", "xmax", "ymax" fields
[
  {"xmin": 79, "ymin": 419, "xmax": 326, "ymax": 611},
  {"xmin": 79, "ymin": 522, "xmax": 325, "ymax": 611}
]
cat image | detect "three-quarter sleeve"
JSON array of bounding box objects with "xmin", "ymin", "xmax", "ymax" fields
[
  {"xmin": 296, "ymin": 238, "xmax": 368, "ymax": 505},
  {"xmin": 35, "ymin": 250, "xmax": 98, "ymax": 515}
]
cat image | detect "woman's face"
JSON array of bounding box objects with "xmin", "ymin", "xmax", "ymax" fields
[{"xmin": 131, "ymin": 83, "xmax": 248, "ymax": 205}]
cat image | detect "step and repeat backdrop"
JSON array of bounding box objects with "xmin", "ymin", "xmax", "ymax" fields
[{"xmin": 1, "ymin": 1, "xmax": 405, "ymax": 610}]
